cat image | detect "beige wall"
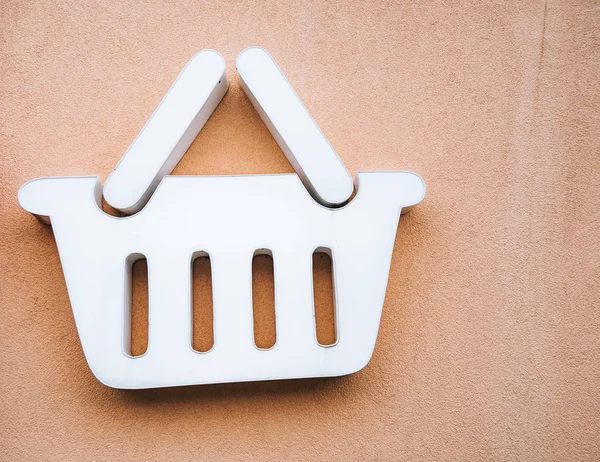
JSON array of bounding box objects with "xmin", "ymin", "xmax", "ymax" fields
[{"xmin": 1, "ymin": 1, "xmax": 599, "ymax": 460}]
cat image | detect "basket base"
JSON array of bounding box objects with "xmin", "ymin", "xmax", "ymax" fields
[{"xmin": 19, "ymin": 171, "xmax": 425, "ymax": 388}]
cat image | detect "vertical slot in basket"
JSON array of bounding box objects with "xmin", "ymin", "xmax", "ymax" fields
[
  {"xmin": 192, "ymin": 252, "xmax": 214, "ymax": 353},
  {"xmin": 125, "ymin": 253, "xmax": 149, "ymax": 357},
  {"xmin": 313, "ymin": 247, "xmax": 337, "ymax": 347},
  {"xmin": 252, "ymin": 249, "xmax": 277, "ymax": 350}
]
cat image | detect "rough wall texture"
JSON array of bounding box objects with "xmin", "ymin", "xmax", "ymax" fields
[{"xmin": 1, "ymin": 1, "xmax": 599, "ymax": 460}]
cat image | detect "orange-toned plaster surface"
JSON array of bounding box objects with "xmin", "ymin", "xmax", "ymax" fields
[{"xmin": 1, "ymin": 1, "xmax": 599, "ymax": 460}]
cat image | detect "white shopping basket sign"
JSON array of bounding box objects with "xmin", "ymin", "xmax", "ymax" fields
[{"xmin": 18, "ymin": 48, "xmax": 425, "ymax": 389}]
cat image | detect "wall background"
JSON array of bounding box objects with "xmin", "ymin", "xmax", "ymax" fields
[{"xmin": 1, "ymin": 1, "xmax": 599, "ymax": 460}]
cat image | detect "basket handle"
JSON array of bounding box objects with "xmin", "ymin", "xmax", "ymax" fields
[
  {"xmin": 236, "ymin": 47, "xmax": 353, "ymax": 208},
  {"xmin": 103, "ymin": 48, "xmax": 353, "ymax": 215}
]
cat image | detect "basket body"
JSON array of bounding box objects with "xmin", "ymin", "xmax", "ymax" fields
[{"xmin": 19, "ymin": 171, "xmax": 424, "ymax": 389}]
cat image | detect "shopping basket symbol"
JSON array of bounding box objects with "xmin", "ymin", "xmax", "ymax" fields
[{"xmin": 18, "ymin": 48, "xmax": 425, "ymax": 389}]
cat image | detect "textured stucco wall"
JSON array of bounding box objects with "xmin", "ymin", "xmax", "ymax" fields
[{"xmin": 1, "ymin": 1, "xmax": 599, "ymax": 460}]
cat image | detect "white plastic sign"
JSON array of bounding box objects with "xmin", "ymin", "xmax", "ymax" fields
[{"xmin": 18, "ymin": 48, "xmax": 425, "ymax": 389}]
